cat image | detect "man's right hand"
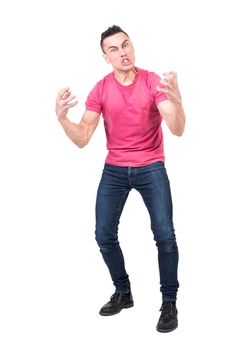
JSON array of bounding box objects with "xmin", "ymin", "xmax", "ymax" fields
[{"xmin": 55, "ymin": 87, "xmax": 78, "ymax": 122}]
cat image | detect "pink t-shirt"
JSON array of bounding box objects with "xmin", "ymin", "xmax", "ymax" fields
[{"xmin": 85, "ymin": 67, "xmax": 167, "ymax": 166}]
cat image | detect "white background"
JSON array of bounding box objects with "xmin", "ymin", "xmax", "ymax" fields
[{"xmin": 0, "ymin": 0, "xmax": 233, "ymax": 349}]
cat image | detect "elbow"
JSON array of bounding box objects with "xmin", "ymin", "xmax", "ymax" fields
[
  {"xmin": 77, "ymin": 143, "xmax": 86, "ymax": 149},
  {"xmin": 173, "ymin": 130, "xmax": 184, "ymax": 137},
  {"xmin": 171, "ymin": 125, "xmax": 185, "ymax": 137},
  {"xmin": 77, "ymin": 142, "xmax": 87, "ymax": 149},
  {"xmin": 76, "ymin": 138, "xmax": 89, "ymax": 148}
]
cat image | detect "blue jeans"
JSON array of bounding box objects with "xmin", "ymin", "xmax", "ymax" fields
[{"xmin": 95, "ymin": 161, "xmax": 179, "ymax": 301}]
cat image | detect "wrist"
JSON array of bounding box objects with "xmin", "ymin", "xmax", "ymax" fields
[
  {"xmin": 58, "ymin": 115, "xmax": 68, "ymax": 124},
  {"xmin": 173, "ymin": 97, "xmax": 182, "ymax": 105}
]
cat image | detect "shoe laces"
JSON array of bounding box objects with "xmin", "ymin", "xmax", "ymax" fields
[
  {"xmin": 110, "ymin": 293, "xmax": 122, "ymax": 303},
  {"xmin": 160, "ymin": 301, "xmax": 176, "ymax": 316}
]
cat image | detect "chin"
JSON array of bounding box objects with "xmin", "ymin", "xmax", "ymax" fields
[{"xmin": 120, "ymin": 64, "xmax": 134, "ymax": 71}]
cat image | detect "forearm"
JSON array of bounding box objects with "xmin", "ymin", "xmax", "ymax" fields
[
  {"xmin": 157, "ymin": 71, "xmax": 186, "ymax": 136},
  {"xmin": 59, "ymin": 117, "xmax": 87, "ymax": 148},
  {"xmin": 169, "ymin": 102, "xmax": 186, "ymax": 136}
]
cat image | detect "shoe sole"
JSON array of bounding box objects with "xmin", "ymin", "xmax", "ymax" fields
[
  {"xmin": 99, "ymin": 300, "xmax": 134, "ymax": 316},
  {"xmin": 156, "ymin": 323, "xmax": 178, "ymax": 333}
]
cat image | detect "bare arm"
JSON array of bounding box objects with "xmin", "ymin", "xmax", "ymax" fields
[
  {"xmin": 55, "ymin": 87, "xmax": 100, "ymax": 148},
  {"xmin": 157, "ymin": 72, "xmax": 186, "ymax": 137}
]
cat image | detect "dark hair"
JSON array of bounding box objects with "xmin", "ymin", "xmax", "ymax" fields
[{"xmin": 100, "ymin": 25, "xmax": 129, "ymax": 53}]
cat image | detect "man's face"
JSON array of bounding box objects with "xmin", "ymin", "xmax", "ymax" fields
[{"xmin": 102, "ymin": 32, "xmax": 135, "ymax": 71}]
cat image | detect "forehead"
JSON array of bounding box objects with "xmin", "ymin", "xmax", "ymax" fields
[{"xmin": 103, "ymin": 32, "xmax": 130, "ymax": 49}]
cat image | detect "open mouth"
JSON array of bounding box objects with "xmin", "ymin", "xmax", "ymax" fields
[{"xmin": 122, "ymin": 58, "xmax": 131, "ymax": 65}]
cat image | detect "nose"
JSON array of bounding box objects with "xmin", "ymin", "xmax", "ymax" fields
[{"xmin": 119, "ymin": 48, "xmax": 126, "ymax": 57}]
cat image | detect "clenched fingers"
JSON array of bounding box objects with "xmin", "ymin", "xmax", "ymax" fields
[
  {"xmin": 55, "ymin": 88, "xmax": 78, "ymax": 120},
  {"xmin": 163, "ymin": 71, "xmax": 177, "ymax": 79},
  {"xmin": 57, "ymin": 87, "xmax": 70, "ymax": 98},
  {"xmin": 163, "ymin": 72, "xmax": 178, "ymax": 86},
  {"xmin": 156, "ymin": 71, "xmax": 181, "ymax": 103},
  {"xmin": 63, "ymin": 94, "xmax": 77, "ymax": 105},
  {"xmin": 57, "ymin": 88, "xmax": 78, "ymax": 105},
  {"xmin": 159, "ymin": 79, "xmax": 172, "ymax": 89}
]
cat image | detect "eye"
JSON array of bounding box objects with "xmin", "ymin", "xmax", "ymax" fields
[
  {"xmin": 110, "ymin": 48, "xmax": 116, "ymax": 52},
  {"xmin": 123, "ymin": 42, "xmax": 128, "ymax": 48}
]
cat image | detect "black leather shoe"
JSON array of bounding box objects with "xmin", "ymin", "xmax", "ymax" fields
[
  {"xmin": 156, "ymin": 301, "xmax": 178, "ymax": 333},
  {"xmin": 99, "ymin": 292, "xmax": 134, "ymax": 316}
]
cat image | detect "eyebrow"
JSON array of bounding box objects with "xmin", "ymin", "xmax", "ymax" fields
[{"xmin": 107, "ymin": 39, "xmax": 129, "ymax": 51}]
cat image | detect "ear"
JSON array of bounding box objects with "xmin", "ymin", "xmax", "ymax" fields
[{"xmin": 103, "ymin": 53, "xmax": 110, "ymax": 64}]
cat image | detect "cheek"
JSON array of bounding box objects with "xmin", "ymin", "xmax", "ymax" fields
[
  {"xmin": 128, "ymin": 48, "xmax": 135, "ymax": 57},
  {"xmin": 105, "ymin": 56, "xmax": 112, "ymax": 64},
  {"xmin": 109, "ymin": 56, "xmax": 120, "ymax": 65}
]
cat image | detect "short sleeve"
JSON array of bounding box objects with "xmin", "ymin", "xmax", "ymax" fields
[
  {"xmin": 148, "ymin": 72, "xmax": 168, "ymax": 106},
  {"xmin": 85, "ymin": 83, "xmax": 103, "ymax": 114}
]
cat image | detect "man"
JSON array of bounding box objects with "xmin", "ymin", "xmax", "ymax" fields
[{"xmin": 55, "ymin": 25, "xmax": 186, "ymax": 333}]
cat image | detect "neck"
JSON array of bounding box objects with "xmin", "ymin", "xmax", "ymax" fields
[{"xmin": 114, "ymin": 67, "xmax": 137, "ymax": 86}]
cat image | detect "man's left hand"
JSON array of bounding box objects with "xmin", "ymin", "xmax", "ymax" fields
[{"xmin": 156, "ymin": 71, "xmax": 182, "ymax": 105}]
